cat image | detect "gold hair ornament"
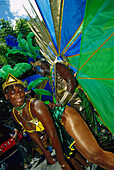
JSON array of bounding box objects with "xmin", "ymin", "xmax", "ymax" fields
[{"xmin": 2, "ymin": 73, "xmax": 23, "ymax": 91}]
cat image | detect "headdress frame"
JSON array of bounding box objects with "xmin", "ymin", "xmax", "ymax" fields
[{"xmin": 2, "ymin": 73, "xmax": 23, "ymax": 91}]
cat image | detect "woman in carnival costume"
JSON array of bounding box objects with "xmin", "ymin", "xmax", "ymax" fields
[
  {"xmin": 1, "ymin": 70, "xmax": 114, "ymax": 169},
  {"xmin": 5, "ymin": 33, "xmax": 88, "ymax": 168},
  {"xmin": 32, "ymin": 58, "xmax": 114, "ymax": 154},
  {"xmin": 4, "ymin": 27, "xmax": 114, "ymax": 169}
]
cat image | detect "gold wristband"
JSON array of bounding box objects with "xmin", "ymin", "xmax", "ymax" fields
[{"xmin": 60, "ymin": 161, "xmax": 67, "ymax": 168}]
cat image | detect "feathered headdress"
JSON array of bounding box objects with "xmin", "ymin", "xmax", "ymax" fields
[
  {"xmin": 2, "ymin": 73, "xmax": 23, "ymax": 91},
  {"xmin": 0, "ymin": 63, "xmax": 52, "ymax": 96},
  {"xmin": 27, "ymin": 77, "xmax": 52, "ymax": 96},
  {"xmin": 23, "ymin": 0, "xmax": 85, "ymax": 70},
  {"xmin": 0, "ymin": 63, "xmax": 32, "ymax": 80},
  {"xmin": 0, "ymin": 63, "xmax": 32, "ymax": 90}
]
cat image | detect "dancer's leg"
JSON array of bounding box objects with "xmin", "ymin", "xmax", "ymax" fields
[{"xmin": 62, "ymin": 106, "xmax": 114, "ymax": 170}]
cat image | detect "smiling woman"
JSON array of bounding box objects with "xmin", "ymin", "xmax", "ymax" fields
[
  {"xmin": 3, "ymin": 73, "xmax": 71, "ymax": 169},
  {"xmin": 2, "ymin": 73, "xmax": 114, "ymax": 170},
  {"xmin": 5, "ymin": 84, "xmax": 25, "ymax": 108}
]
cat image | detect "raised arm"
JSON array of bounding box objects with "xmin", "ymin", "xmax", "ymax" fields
[
  {"xmin": 31, "ymin": 99, "xmax": 70, "ymax": 169},
  {"xmin": 56, "ymin": 63, "xmax": 77, "ymax": 94}
]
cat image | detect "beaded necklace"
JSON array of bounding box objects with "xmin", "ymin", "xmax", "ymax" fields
[
  {"xmin": 14, "ymin": 100, "xmax": 26, "ymax": 115},
  {"xmin": 14, "ymin": 100, "xmax": 32, "ymax": 127}
]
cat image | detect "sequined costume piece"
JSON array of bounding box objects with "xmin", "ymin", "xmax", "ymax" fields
[
  {"xmin": 50, "ymin": 61, "xmax": 77, "ymax": 105},
  {"xmin": 48, "ymin": 105, "xmax": 75, "ymax": 158}
]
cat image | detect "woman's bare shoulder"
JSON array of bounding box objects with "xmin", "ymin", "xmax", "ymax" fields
[
  {"xmin": 26, "ymin": 98, "xmax": 43, "ymax": 105},
  {"xmin": 28, "ymin": 98, "xmax": 47, "ymax": 116},
  {"xmin": 30, "ymin": 98, "xmax": 44, "ymax": 106}
]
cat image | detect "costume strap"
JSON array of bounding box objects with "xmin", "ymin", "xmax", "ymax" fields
[
  {"xmin": 28, "ymin": 98, "xmax": 45, "ymax": 132},
  {"xmin": 13, "ymin": 108, "xmax": 23, "ymax": 127},
  {"xmin": 29, "ymin": 98, "xmax": 35, "ymax": 119},
  {"xmin": 13, "ymin": 107, "xmax": 35, "ymax": 133}
]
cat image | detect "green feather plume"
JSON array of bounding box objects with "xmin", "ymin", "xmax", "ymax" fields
[
  {"xmin": 6, "ymin": 32, "xmax": 40, "ymax": 61},
  {"xmin": 6, "ymin": 49, "xmax": 35, "ymax": 59},
  {"xmin": 26, "ymin": 77, "xmax": 52, "ymax": 97},
  {"xmin": 33, "ymin": 89, "xmax": 52, "ymax": 96},
  {"xmin": 0, "ymin": 65, "xmax": 13, "ymax": 79},
  {"xmin": 27, "ymin": 77, "xmax": 49, "ymax": 90},
  {"xmin": 0, "ymin": 63, "xmax": 32, "ymax": 80},
  {"xmin": 13, "ymin": 63, "xmax": 32, "ymax": 77},
  {"xmin": 17, "ymin": 34, "xmax": 29, "ymax": 52},
  {"xmin": 26, "ymin": 32, "xmax": 40, "ymax": 60}
]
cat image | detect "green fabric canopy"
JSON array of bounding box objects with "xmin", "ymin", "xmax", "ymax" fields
[{"xmin": 77, "ymin": 0, "xmax": 114, "ymax": 134}]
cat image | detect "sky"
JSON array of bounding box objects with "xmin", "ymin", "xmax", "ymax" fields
[{"xmin": 0, "ymin": 0, "xmax": 40, "ymax": 26}]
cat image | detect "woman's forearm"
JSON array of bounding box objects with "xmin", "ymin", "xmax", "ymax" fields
[
  {"xmin": 50, "ymin": 132, "xmax": 66, "ymax": 165},
  {"xmin": 28, "ymin": 131, "xmax": 56, "ymax": 164},
  {"xmin": 28, "ymin": 132, "xmax": 47, "ymax": 153}
]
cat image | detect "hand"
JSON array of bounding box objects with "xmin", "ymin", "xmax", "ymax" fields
[
  {"xmin": 44, "ymin": 150, "xmax": 55, "ymax": 164},
  {"xmin": 61, "ymin": 162, "xmax": 71, "ymax": 170},
  {"xmin": 12, "ymin": 129, "xmax": 19, "ymax": 143},
  {"xmin": 48, "ymin": 102, "xmax": 61, "ymax": 109}
]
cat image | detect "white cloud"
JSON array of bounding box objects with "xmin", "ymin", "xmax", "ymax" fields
[
  {"xmin": 9, "ymin": 0, "xmax": 41, "ymax": 20},
  {"xmin": 10, "ymin": 18, "xmax": 16, "ymax": 28}
]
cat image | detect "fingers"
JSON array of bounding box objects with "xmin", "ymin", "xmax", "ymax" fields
[
  {"xmin": 48, "ymin": 156, "xmax": 55, "ymax": 164},
  {"xmin": 44, "ymin": 150, "xmax": 55, "ymax": 164}
]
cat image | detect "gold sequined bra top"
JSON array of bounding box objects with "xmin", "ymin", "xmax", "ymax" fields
[{"xmin": 13, "ymin": 98, "xmax": 44, "ymax": 133}]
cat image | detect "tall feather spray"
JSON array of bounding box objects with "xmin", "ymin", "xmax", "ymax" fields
[{"xmin": 0, "ymin": 63, "xmax": 32, "ymax": 80}]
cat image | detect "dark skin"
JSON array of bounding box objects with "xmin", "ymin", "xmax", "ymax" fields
[
  {"xmin": 4, "ymin": 84, "xmax": 71, "ymax": 170},
  {"xmin": 56, "ymin": 63, "xmax": 77, "ymax": 94},
  {"xmin": 31, "ymin": 61, "xmax": 114, "ymax": 169},
  {"xmin": 4, "ymin": 84, "xmax": 114, "ymax": 169},
  {"xmin": 32, "ymin": 61, "xmax": 77, "ymax": 94}
]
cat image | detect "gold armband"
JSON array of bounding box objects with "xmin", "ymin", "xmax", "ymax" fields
[{"xmin": 59, "ymin": 90, "xmax": 72, "ymax": 106}]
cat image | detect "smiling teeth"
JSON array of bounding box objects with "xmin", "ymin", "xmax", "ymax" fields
[{"xmin": 16, "ymin": 99, "xmax": 22, "ymax": 102}]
